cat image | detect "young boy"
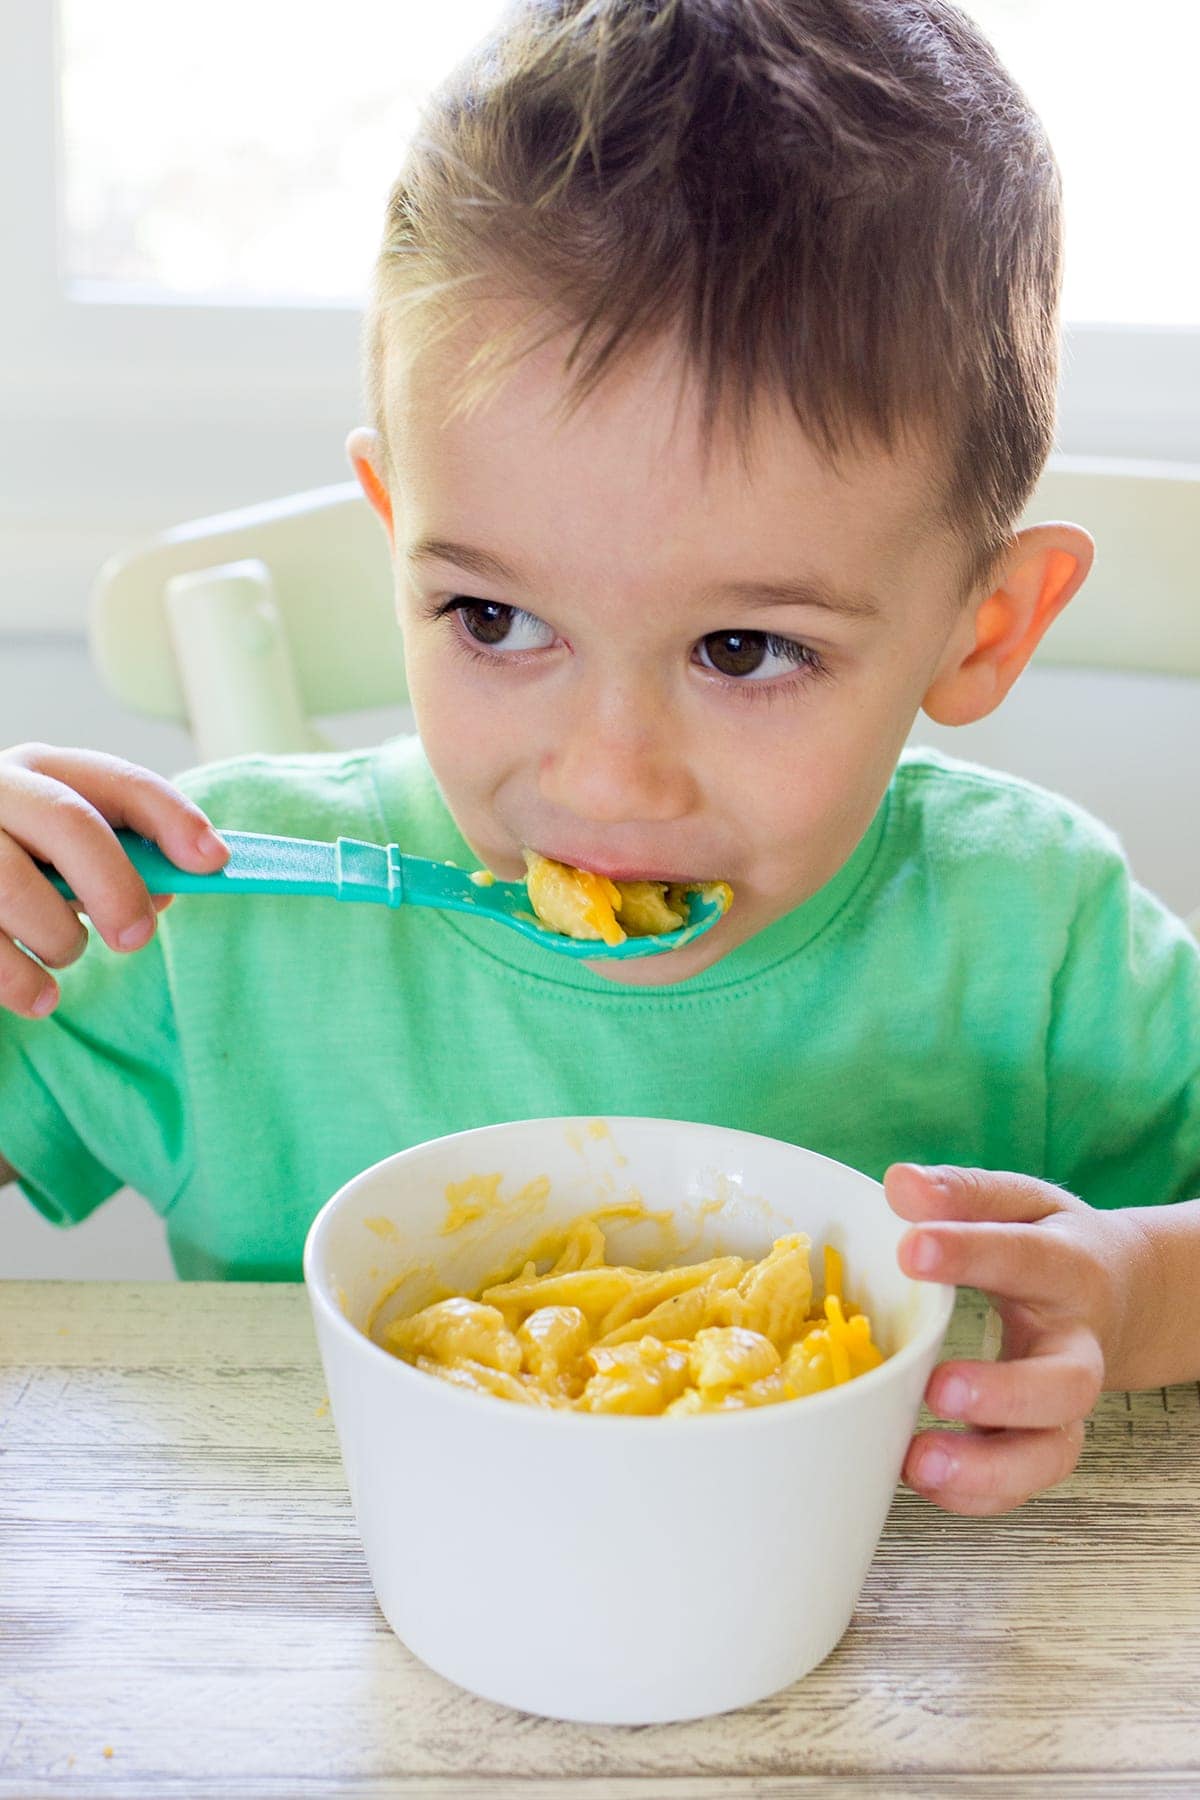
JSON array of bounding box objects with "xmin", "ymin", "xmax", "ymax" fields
[{"xmin": 2, "ymin": 0, "xmax": 1198, "ymax": 1519}]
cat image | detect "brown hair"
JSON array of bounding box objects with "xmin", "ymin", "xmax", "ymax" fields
[{"xmin": 362, "ymin": 0, "xmax": 1062, "ymax": 597}]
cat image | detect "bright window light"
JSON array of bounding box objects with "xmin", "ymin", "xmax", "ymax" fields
[{"xmin": 59, "ymin": 0, "xmax": 1200, "ymax": 324}]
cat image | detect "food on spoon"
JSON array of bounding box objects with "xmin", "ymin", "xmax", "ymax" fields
[
  {"xmin": 612, "ymin": 881, "xmax": 687, "ymax": 936},
  {"xmin": 523, "ymin": 852, "xmax": 625, "ymax": 945},
  {"xmin": 523, "ymin": 851, "xmax": 732, "ymax": 945}
]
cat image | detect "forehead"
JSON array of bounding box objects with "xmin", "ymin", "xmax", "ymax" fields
[{"xmin": 384, "ymin": 306, "xmax": 956, "ymax": 599}]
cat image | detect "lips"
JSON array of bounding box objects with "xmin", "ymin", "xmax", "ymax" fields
[{"xmin": 531, "ymin": 848, "xmax": 705, "ymax": 885}]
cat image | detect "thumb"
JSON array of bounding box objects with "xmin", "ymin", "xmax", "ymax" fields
[{"xmin": 884, "ymin": 1162, "xmax": 1076, "ymax": 1225}]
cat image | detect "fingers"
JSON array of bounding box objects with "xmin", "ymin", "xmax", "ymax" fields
[
  {"xmin": 5, "ymin": 745, "xmax": 228, "ymax": 871},
  {"xmin": 0, "ymin": 750, "xmax": 227, "ymax": 962},
  {"xmin": 884, "ymin": 1162, "xmax": 1076, "ymax": 1226},
  {"xmin": 0, "ymin": 827, "xmax": 90, "ymax": 968},
  {"xmin": 926, "ymin": 1325, "xmax": 1104, "ymax": 1430},
  {"xmin": 887, "ymin": 1166, "xmax": 1104, "ymax": 1513},
  {"xmin": 0, "ymin": 887, "xmax": 170, "ymax": 1022},
  {"xmin": 903, "ymin": 1420, "xmax": 1086, "ymax": 1516},
  {"xmin": 0, "ymin": 767, "xmax": 161, "ymax": 957},
  {"xmin": 0, "ymin": 746, "xmax": 226, "ymax": 1021},
  {"xmin": 896, "ymin": 1217, "xmax": 1101, "ymax": 1315},
  {"xmin": 0, "ymin": 933, "xmax": 63, "ymax": 1020}
]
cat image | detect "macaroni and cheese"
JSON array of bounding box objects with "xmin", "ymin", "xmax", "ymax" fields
[
  {"xmin": 522, "ymin": 851, "xmax": 734, "ymax": 947},
  {"xmin": 381, "ymin": 1212, "xmax": 885, "ymax": 1414}
]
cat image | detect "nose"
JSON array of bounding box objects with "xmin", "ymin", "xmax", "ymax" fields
[{"xmin": 537, "ymin": 677, "xmax": 699, "ymax": 826}]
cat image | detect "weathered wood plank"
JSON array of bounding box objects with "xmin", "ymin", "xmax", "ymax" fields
[
  {"xmin": 6, "ymin": 1779, "xmax": 1200, "ymax": 1800},
  {"xmin": 2, "ymin": 1282, "xmax": 1197, "ymax": 1799}
]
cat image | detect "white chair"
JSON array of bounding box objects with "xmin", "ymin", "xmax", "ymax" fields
[
  {"xmin": 89, "ymin": 454, "xmax": 1200, "ymax": 927},
  {"xmin": 92, "ymin": 482, "xmax": 408, "ymax": 762}
]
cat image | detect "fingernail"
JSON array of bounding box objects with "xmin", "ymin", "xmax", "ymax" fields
[
  {"xmin": 117, "ymin": 916, "xmax": 155, "ymax": 951},
  {"xmin": 938, "ymin": 1376, "xmax": 972, "ymax": 1417},
  {"xmin": 196, "ymin": 827, "xmax": 227, "ymax": 859},
  {"xmin": 917, "ymin": 1447, "xmax": 955, "ymax": 1487},
  {"xmin": 31, "ymin": 982, "xmax": 58, "ymax": 1017},
  {"xmin": 909, "ymin": 1233, "xmax": 941, "ymax": 1275}
]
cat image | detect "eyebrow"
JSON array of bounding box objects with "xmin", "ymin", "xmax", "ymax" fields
[{"xmin": 407, "ymin": 538, "xmax": 883, "ymax": 620}]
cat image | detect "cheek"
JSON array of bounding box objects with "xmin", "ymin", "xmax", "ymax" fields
[
  {"xmin": 718, "ymin": 715, "xmax": 850, "ymax": 825},
  {"xmin": 402, "ymin": 636, "xmax": 529, "ymax": 797},
  {"xmin": 748, "ymin": 768, "xmax": 847, "ymax": 886},
  {"xmin": 709, "ymin": 704, "xmax": 890, "ymax": 891}
]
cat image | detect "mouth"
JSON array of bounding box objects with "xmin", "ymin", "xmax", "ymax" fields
[{"xmin": 530, "ymin": 847, "xmax": 710, "ymax": 886}]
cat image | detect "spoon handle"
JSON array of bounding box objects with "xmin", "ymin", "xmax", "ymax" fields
[{"xmin": 38, "ymin": 829, "xmax": 404, "ymax": 904}]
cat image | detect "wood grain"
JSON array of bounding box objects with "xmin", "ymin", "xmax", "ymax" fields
[{"xmin": 2, "ymin": 1282, "xmax": 1198, "ymax": 1799}]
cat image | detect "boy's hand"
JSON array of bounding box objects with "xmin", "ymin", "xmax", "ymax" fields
[
  {"xmin": 0, "ymin": 743, "xmax": 229, "ymax": 1020},
  {"xmin": 884, "ymin": 1162, "xmax": 1144, "ymax": 1516}
]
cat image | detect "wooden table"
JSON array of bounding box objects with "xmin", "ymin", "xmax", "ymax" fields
[{"xmin": 2, "ymin": 1284, "xmax": 1198, "ymax": 1800}]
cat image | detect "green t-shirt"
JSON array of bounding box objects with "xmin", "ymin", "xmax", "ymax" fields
[{"xmin": 2, "ymin": 738, "xmax": 1198, "ymax": 1279}]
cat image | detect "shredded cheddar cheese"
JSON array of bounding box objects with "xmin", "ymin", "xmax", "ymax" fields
[{"xmin": 824, "ymin": 1243, "xmax": 844, "ymax": 1305}]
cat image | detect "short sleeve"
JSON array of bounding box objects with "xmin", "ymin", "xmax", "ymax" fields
[
  {"xmin": 0, "ymin": 928, "xmax": 191, "ymax": 1227},
  {"xmin": 1045, "ymin": 837, "xmax": 1200, "ymax": 1210}
]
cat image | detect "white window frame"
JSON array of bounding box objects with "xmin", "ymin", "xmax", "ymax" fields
[{"xmin": 3, "ymin": 1, "xmax": 1198, "ymax": 633}]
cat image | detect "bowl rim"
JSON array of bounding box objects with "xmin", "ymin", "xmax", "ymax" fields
[{"xmin": 303, "ymin": 1114, "xmax": 958, "ymax": 1433}]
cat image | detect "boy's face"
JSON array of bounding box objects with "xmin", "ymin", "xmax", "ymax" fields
[{"xmin": 362, "ymin": 314, "xmax": 980, "ymax": 986}]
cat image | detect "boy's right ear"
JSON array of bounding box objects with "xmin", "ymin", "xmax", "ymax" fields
[{"xmin": 346, "ymin": 427, "xmax": 395, "ymax": 552}]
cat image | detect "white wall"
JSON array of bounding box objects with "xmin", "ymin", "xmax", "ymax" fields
[{"xmin": 2, "ymin": 633, "xmax": 1196, "ymax": 1278}]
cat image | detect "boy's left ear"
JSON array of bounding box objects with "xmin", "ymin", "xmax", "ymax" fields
[
  {"xmin": 346, "ymin": 426, "xmax": 395, "ymax": 552},
  {"xmin": 922, "ymin": 523, "xmax": 1095, "ymax": 726}
]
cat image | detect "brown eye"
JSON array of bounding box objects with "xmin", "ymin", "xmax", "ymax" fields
[
  {"xmin": 445, "ymin": 600, "xmax": 556, "ymax": 654},
  {"xmin": 695, "ymin": 630, "xmax": 820, "ymax": 686},
  {"xmin": 700, "ymin": 631, "xmax": 768, "ymax": 677},
  {"xmin": 460, "ymin": 601, "xmax": 514, "ymax": 645}
]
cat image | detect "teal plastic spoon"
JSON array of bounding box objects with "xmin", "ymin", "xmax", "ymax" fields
[{"xmin": 40, "ymin": 829, "xmax": 729, "ymax": 961}]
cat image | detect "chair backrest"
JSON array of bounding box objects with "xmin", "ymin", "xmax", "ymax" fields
[
  {"xmin": 1019, "ymin": 458, "xmax": 1199, "ymax": 677},
  {"xmin": 91, "ymin": 454, "xmax": 1199, "ymax": 760},
  {"xmin": 91, "ymin": 482, "xmax": 405, "ymax": 758}
]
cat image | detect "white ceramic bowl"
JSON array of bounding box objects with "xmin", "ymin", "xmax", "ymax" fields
[{"xmin": 303, "ymin": 1116, "xmax": 954, "ymax": 1724}]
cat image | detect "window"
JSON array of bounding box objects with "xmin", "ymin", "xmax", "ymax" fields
[
  {"xmin": 57, "ymin": 0, "xmax": 1200, "ymax": 325},
  {"xmin": 965, "ymin": 0, "xmax": 1200, "ymax": 328},
  {"xmin": 2, "ymin": 2, "xmax": 1196, "ymax": 634},
  {"xmin": 59, "ymin": 1, "xmax": 507, "ymax": 306}
]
